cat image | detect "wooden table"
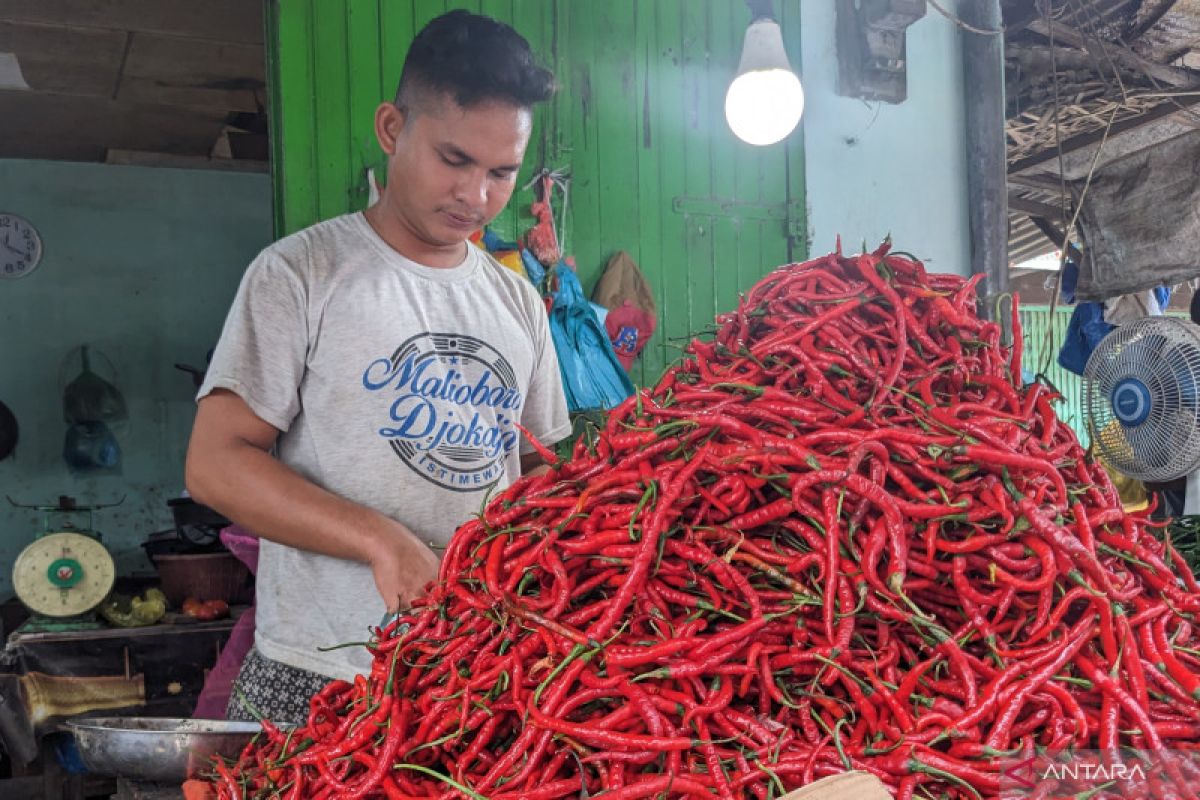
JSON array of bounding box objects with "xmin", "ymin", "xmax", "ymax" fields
[{"xmin": 0, "ymin": 615, "xmax": 239, "ymax": 799}]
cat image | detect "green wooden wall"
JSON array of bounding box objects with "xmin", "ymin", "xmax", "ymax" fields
[
  {"xmin": 1019, "ymin": 305, "xmax": 1088, "ymax": 447},
  {"xmin": 266, "ymin": 0, "xmax": 806, "ymax": 384}
]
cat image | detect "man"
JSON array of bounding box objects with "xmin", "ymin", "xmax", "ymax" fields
[{"xmin": 185, "ymin": 10, "xmax": 571, "ymax": 724}]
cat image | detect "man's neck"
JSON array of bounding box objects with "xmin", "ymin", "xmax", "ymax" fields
[{"xmin": 363, "ymin": 204, "xmax": 467, "ymax": 269}]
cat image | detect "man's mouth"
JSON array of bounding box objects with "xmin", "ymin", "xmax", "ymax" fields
[{"xmin": 441, "ymin": 210, "xmax": 480, "ymax": 229}]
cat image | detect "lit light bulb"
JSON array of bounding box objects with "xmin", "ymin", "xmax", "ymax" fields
[
  {"xmin": 725, "ymin": 69, "xmax": 804, "ymax": 146},
  {"xmin": 725, "ymin": 17, "xmax": 804, "ymax": 146}
]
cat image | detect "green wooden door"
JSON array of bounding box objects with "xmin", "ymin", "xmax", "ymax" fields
[{"xmin": 267, "ymin": 0, "xmax": 806, "ymax": 385}]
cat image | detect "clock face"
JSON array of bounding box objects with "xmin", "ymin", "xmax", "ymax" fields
[{"xmin": 0, "ymin": 213, "xmax": 43, "ymax": 279}]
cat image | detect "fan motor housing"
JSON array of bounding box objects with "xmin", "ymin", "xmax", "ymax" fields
[{"xmin": 1112, "ymin": 377, "xmax": 1152, "ymax": 426}]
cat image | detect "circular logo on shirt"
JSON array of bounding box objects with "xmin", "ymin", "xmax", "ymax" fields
[{"xmin": 361, "ymin": 332, "xmax": 523, "ymax": 492}]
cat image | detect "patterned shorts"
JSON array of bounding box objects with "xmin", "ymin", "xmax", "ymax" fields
[{"xmin": 224, "ymin": 647, "xmax": 330, "ymax": 726}]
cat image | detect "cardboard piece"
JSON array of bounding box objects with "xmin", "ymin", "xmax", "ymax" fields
[{"xmin": 778, "ymin": 771, "xmax": 891, "ymax": 800}]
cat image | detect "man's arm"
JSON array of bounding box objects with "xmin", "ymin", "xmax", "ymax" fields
[
  {"xmin": 520, "ymin": 450, "xmax": 554, "ymax": 476},
  {"xmin": 185, "ymin": 389, "xmax": 439, "ymax": 612}
]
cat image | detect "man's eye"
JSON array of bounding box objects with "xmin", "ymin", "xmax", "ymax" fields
[
  {"xmin": 440, "ymin": 154, "xmax": 466, "ymax": 167},
  {"xmin": 491, "ymin": 170, "xmax": 516, "ymax": 180}
]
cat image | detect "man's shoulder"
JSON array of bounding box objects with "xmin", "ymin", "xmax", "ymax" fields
[
  {"xmin": 475, "ymin": 248, "xmax": 541, "ymax": 302},
  {"xmin": 251, "ymin": 214, "xmax": 370, "ymax": 287},
  {"xmin": 265, "ymin": 214, "xmax": 364, "ymax": 261}
]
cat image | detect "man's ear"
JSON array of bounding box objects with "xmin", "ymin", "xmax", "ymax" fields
[{"xmin": 374, "ymin": 102, "xmax": 407, "ymax": 155}]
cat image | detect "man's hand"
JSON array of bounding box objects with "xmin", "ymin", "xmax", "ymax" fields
[
  {"xmin": 188, "ymin": 390, "xmax": 444, "ymax": 613},
  {"xmin": 367, "ymin": 521, "xmax": 440, "ymax": 613}
]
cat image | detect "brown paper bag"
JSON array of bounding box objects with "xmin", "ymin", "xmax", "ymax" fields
[{"xmin": 592, "ymin": 250, "xmax": 656, "ymax": 316}]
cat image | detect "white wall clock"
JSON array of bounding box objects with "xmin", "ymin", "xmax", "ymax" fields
[{"xmin": 0, "ymin": 212, "xmax": 44, "ymax": 279}]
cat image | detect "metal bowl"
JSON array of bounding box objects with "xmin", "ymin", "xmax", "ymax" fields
[{"xmin": 66, "ymin": 717, "xmax": 262, "ymax": 782}]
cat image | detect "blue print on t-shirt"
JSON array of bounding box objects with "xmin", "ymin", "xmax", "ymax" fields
[{"xmin": 361, "ymin": 332, "xmax": 522, "ymax": 492}]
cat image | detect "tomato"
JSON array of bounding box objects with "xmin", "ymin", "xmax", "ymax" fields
[{"xmin": 182, "ymin": 597, "xmax": 230, "ymax": 621}]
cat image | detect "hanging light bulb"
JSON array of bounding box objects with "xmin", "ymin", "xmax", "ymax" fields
[{"xmin": 725, "ymin": 2, "xmax": 804, "ymax": 147}]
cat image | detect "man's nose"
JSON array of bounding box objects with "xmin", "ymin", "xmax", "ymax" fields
[{"xmin": 454, "ymin": 169, "xmax": 488, "ymax": 208}]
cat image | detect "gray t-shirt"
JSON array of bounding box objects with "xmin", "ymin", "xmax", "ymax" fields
[{"xmin": 198, "ymin": 212, "xmax": 571, "ymax": 679}]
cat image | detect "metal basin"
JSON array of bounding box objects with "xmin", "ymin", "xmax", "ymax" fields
[{"xmin": 66, "ymin": 717, "xmax": 262, "ymax": 782}]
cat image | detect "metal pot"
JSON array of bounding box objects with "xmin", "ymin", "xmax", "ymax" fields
[
  {"xmin": 66, "ymin": 717, "xmax": 262, "ymax": 781},
  {"xmin": 0, "ymin": 400, "xmax": 16, "ymax": 460}
]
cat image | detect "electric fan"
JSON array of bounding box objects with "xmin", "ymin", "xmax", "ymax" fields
[{"xmin": 1084, "ymin": 315, "xmax": 1200, "ymax": 482}]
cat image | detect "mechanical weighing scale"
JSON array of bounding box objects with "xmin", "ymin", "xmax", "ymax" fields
[{"xmin": 8, "ymin": 495, "xmax": 122, "ymax": 633}]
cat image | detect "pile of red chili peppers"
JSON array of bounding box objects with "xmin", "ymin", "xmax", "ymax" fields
[{"xmin": 213, "ymin": 244, "xmax": 1200, "ymax": 799}]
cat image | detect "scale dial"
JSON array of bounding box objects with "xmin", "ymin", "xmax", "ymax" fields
[{"xmin": 13, "ymin": 532, "xmax": 115, "ymax": 617}]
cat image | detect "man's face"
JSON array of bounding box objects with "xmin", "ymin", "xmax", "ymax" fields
[{"xmin": 380, "ymin": 95, "xmax": 532, "ymax": 249}]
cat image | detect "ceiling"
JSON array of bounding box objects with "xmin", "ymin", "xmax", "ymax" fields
[
  {"xmin": 3, "ymin": 0, "xmax": 1198, "ymax": 257},
  {"xmin": 1002, "ymin": 0, "xmax": 1200, "ymax": 272},
  {"xmin": 0, "ymin": 0, "xmax": 266, "ymax": 170}
]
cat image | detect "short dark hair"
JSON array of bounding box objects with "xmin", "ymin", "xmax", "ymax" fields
[{"xmin": 395, "ymin": 10, "xmax": 555, "ymax": 113}]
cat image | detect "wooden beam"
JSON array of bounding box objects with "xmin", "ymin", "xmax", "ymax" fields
[
  {"xmin": 105, "ymin": 148, "xmax": 268, "ymax": 173},
  {"xmin": 118, "ymin": 33, "xmax": 264, "ymax": 112},
  {"xmin": 1008, "ymin": 173, "xmax": 1067, "ymax": 192},
  {"xmin": 1002, "ymin": 0, "xmax": 1042, "ymax": 37},
  {"xmin": 1027, "ymin": 17, "xmax": 1199, "ymax": 89},
  {"xmin": 1007, "ymin": 98, "xmax": 1200, "ymax": 174},
  {"xmin": 0, "ymin": 0, "xmax": 262, "ymax": 45},
  {"xmin": 0, "ymin": 21, "xmax": 125, "ymax": 97},
  {"xmin": 1008, "ymin": 192, "xmax": 1066, "ymax": 220},
  {"xmin": 1028, "ymin": 215, "xmax": 1083, "ymax": 264},
  {"xmin": 0, "ymin": 90, "xmax": 228, "ymax": 161}
]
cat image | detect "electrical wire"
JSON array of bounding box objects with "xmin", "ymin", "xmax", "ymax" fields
[
  {"xmin": 1036, "ymin": 0, "xmax": 1118, "ymax": 374},
  {"xmin": 926, "ymin": 0, "xmax": 1004, "ymax": 36}
]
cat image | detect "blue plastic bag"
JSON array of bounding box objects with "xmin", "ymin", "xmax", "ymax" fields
[
  {"xmin": 548, "ymin": 263, "xmax": 635, "ymax": 412},
  {"xmin": 1057, "ymin": 302, "xmax": 1113, "ymax": 376},
  {"xmin": 521, "ymin": 248, "xmax": 546, "ymax": 291},
  {"xmin": 1154, "ymin": 284, "xmax": 1172, "ymax": 311}
]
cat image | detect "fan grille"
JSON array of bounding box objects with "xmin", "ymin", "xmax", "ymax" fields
[{"xmin": 1085, "ymin": 316, "xmax": 1200, "ymax": 483}]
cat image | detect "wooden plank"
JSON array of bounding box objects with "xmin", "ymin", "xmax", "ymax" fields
[
  {"xmin": 779, "ymin": 0, "xmax": 806, "ymax": 265},
  {"xmin": 0, "ymin": 0, "xmax": 263, "ymax": 44},
  {"xmin": 1008, "ymin": 192, "xmax": 1066, "ymax": 220},
  {"xmin": 311, "ymin": 1, "xmax": 352, "ymax": 222},
  {"xmin": 1008, "ymin": 99, "xmax": 1200, "ymax": 174},
  {"xmin": 118, "ymin": 32, "xmax": 264, "ymax": 112},
  {"xmin": 631, "ymin": 0, "xmax": 665, "ymax": 386},
  {"xmin": 711, "ymin": 0, "xmax": 743, "ymax": 312},
  {"xmin": 561, "ymin": 0, "xmax": 602, "ymax": 291},
  {"xmin": 649, "ymin": 0, "xmax": 689, "ymax": 381},
  {"xmin": 508, "ymin": 0, "xmax": 555, "ymax": 245},
  {"xmin": 756, "ymin": 0, "xmax": 794, "ymax": 272},
  {"xmin": 265, "ymin": 0, "xmax": 285, "ymax": 236},
  {"xmin": 378, "ymin": 0, "xmax": 414, "ymax": 106},
  {"xmin": 681, "ymin": 1, "xmax": 714, "ymax": 331},
  {"xmin": 0, "ymin": 90, "xmax": 226, "ymax": 161},
  {"xmin": 591, "ymin": 0, "xmax": 640, "ymax": 291},
  {"xmin": 346, "ymin": 0, "xmax": 384, "ymax": 215},
  {"xmin": 1028, "ymin": 215, "xmax": 1084, "ymax": 264},
  {"xmin": 683, "ymin": 210, "xmax": 713, "ymax": 346},
  {"xmin": 732, "ymin": 4, "xmax": 764, "ymax": 294},
  {"xmin": 412, "ymin": 2, "xmax": 445, "ymax": 38},
  {"xmin": 485, "ymin": 0, "xmax": 515, "ymax": 240},
  {"xmin": 105, "ymin": 148, "xmax": 269, "ymax": 172},
  {"xmin": 0, "ymin": 21, "xmax": 124, "ymax": 98},
  {"xmin": 1027, "ymin": 17, "xmax": 1199, "ymax": 89},
  {"xmin": 273, "ymin": 0, "xmax": 318, "ymax": 233},
  {"xmin": 1007, "ymin": 172, "xmax": 1068, "ymax": 192}
]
